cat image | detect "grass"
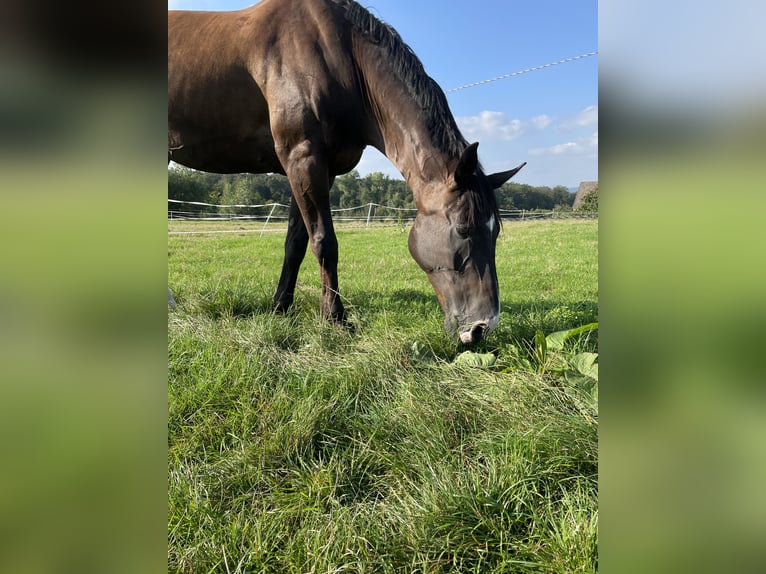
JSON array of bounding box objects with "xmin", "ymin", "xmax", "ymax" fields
[{"xmin": 168, "ymin": 219, "xmax": 598, "ymax": 573}]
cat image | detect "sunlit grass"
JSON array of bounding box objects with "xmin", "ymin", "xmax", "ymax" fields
[{"xmin": 168, "ymin": 219, "xmax": 598, "ymax": 573}]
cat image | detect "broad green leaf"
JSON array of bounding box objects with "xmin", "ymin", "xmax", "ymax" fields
[
  {"xmin": 570, "ymin": 352, "xmax": 599, "ymax": 381},
  {"xmin": 564, "ymin": 371, "xmax": 599, "ymax": 405},
  {"xmin": 545, "ymin": 322, "xmax": 599, "ymax": 351},
  {"xmin": 454, "ymin": 351, "xmax": 497, "ymax": 368}
]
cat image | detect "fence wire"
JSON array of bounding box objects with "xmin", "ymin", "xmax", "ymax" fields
[
  {"xmin": 445, "ymin": 51, "xmax": 598, "ymax": 93},
  {"xmin": 168, "ymin": 200, "xmax": 594, "ymax": 234}
]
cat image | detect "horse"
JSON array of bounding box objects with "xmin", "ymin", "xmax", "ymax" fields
[{"xmin": 168, "ymin": 0, "xmax": 526, "ymax": 344}]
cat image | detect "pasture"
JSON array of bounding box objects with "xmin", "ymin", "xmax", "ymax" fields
[{"xmin": 168, "ymin": 219, "xmax": 598, "ymax": 573}]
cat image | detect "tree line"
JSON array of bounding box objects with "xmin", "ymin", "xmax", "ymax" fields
[{"xmin": 168, "ymin": 166, "xmax": 578, "ymax": 215}]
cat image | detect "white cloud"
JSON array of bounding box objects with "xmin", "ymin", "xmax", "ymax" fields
[
  {"xmin": 531, "ymin": 114, "xmax": 553, "ymax": 130},
  {"xmin": 457, "ymin": 111, "xmax": 524, "ymax": 142},
  {"xmin": 528, "ymin": 131, "xmax": 598, "ymax": 157},
  {"xmin": 353, "ymin": 110, "xmax": 598, "ymax": 186},
  {"xmin": 558, "ymin": 105, "xmax": 598, "ymax": 129},
  {"xmin": 456, "ymin": 110, "xmax": 558, "ymax": 142},
  {"xmin": 529, "ymin": 142, "xmax": 578, "ymax": 156}
]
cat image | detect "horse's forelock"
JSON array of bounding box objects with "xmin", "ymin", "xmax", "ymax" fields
[{"xmin": 461, "ymin": 167, "xmax": 501, "ymax": 229}]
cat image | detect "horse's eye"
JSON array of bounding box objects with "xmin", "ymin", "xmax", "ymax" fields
[{"xmin": 455, "ymin": 222, "xmax": 470, "ymax": 237}]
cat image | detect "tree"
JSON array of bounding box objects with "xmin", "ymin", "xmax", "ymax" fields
[
  {"xmin": 168, "ymin": 166, "xmax": 576, "ymax": 215},
  {"xmin": 262, "ymin": 174, "xmax": 292, "ymax": 204},
  {"xmin": 551, "ymin": 185, "xmax": 575, "ymax": 208},
  {"xmin": 576, "ymin": 184, "xmax": 598, "ymax": 213},
  {"xmin": 168, "ymin": 166, "xmax": 212, "ymax": 214},
  {"xmin": 333, "ymin": 170, "xmax": 361, "ymax": 208},
  {"xmin": 496, "ymin": 182, "xmax": 575, "ymax": 212}
]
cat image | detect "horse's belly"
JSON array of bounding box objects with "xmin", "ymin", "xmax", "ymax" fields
[{"xmin": 168, "ymin": 126, "xmax": 284, "ymax": 174}]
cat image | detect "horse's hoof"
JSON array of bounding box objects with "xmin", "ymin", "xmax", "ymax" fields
[
  {"xmin": 341, "ymin": 319, "xmax": 356, "ymax": 335},
  {"xmin": 326, "ymin": 309, "xmax": 355, "ymax": 334},
  {"xmin": 274, "ymin": 297, "xmax": 293, "ymax": 314}
]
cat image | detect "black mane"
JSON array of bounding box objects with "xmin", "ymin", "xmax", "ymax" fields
[
  {"xmin": 330, "ymin": 0, "xmax": 499, "ymax": 226},
  {"xmin": 330, "ymin": 0, "xmax": 468, "ymax": 159}
]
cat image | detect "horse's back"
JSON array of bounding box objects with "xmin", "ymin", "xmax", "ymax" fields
[
  {"xmin": 168, "ymin": 0, "xmax": 368, "ymax": 175},
  {"xmin": 168, "ymin": 3, "xmax": 282, "ymax": 173}
]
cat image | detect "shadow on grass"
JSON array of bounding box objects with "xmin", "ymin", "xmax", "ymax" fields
[
  {"xmin": 348, "ymin": 290, "xmax": 598, "ymax": 342},
  {"xmin": 500, "ymin": 300, "xmax": 598, "ymax": 337},
  {"xmin": 349, "ymin": 290, "xmax": 597, "ymax": 334},
  {"xmin": 488, "ymin": 299, "xmax": 599, "ymax": 357},
  {"xmin": 343, "ymin": 287, "xmax": 443, "ymax": 332},
  {"xmin": 184, "ymin": 282, "xmax": 438, "ymax": 320},
  {"xmin": 179, "ymin": 283, "xmax": 597, "ymax": 354},
  {"xmin": 349, "ymin": 288, "xmax": 439, "ymax": 312},
  {"xmin": 192, "ymin": 286, "xmax": 277, "ymax": 319}
]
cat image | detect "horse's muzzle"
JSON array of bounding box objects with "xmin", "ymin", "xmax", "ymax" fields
[{"xmin": 458, "ymin": 321, "xmax": 489, "ymax": 345}]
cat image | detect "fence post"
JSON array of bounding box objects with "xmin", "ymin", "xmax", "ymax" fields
[
  {"xmin": 366, "ymin": 202, "xmax": 374, "ymax": 229},
  {"xmin": 260, "ymin": 203, "xmax": 278, "ymax": 236}
]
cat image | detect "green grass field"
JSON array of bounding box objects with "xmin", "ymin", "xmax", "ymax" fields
[{"xmin": 168, "ymin": 219, "xmax": 598, "ymax": 573}]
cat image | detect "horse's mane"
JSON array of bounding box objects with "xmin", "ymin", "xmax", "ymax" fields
[
  {"xmin": 329, "ymin": 0, "xmax": 467, "ymax": 159},
  {"xmin": 329, "ymin": 0, "xmax": 499, "ymax": 225}
]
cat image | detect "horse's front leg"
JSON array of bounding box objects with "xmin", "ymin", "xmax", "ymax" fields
[
  {"xmin": 312, "ymin": 213, "xmax": 346, "ymax": 324},
  {"xmin": 274, "ymin": 198, "xmax": 309, "ymax": 313},
  {"xmin": 281, "ymin": 142, "xmax": 347, "ymax": 324}
]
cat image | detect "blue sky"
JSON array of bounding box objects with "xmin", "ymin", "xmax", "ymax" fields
[{"xmin": 168, "ymin": 1, "xmax": 597, "ymax": 188}]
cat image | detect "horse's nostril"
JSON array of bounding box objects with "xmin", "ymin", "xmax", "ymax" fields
[
  {"xmin": 472, "ymin": 323, "xmax": 486, "ymax": 339},
  {"xmin": 459, "ymin": 322, "xmax": 488, "ymax": 345}
]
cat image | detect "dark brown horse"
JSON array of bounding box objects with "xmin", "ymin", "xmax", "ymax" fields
[{"xmin": 168, "ymin": 0, "xmax": 525, "ymax": 344}]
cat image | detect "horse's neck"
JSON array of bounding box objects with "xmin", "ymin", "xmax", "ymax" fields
[
  {"xmin": 378, "ymin": 116, "xmax": 450, "ymax": 192},
  {"xmin": 361, "ymin": 65, "xmax": 454, "ymax": 197}
]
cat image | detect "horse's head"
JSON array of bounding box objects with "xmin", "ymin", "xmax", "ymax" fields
[{"xmin": 408, "ymin": 143, "xmax": 525, "ymax": 344}]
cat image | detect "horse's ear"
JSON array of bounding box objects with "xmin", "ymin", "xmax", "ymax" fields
[
  {"xmin": 487, "ymin": 162, "xmax": 527, "ymax": 190},
  {"xmin": 455, "ymin": 142, "xmax": 480, "ymax": 185}
]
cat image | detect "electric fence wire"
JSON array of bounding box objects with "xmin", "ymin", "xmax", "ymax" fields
[{"xmin": 445, "ymin": 51, "xmax": 598, "ymax": 93}]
